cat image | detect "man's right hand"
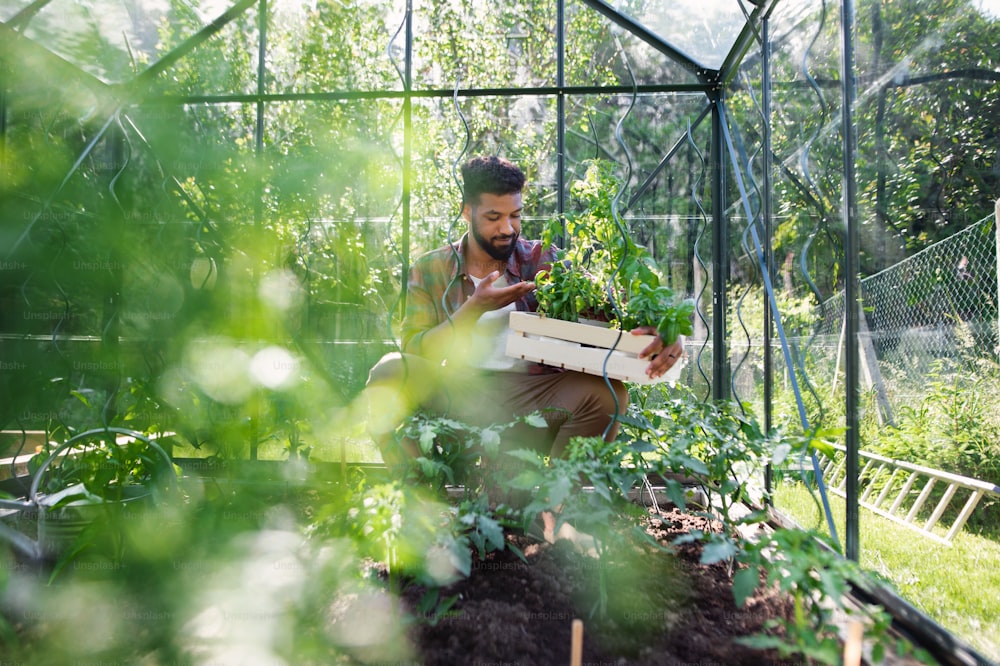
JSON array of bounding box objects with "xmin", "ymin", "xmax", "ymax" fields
[
  {"xmin": 413, "ymin": 271, "xmax": 534, "ymax": 361},
  {"xmin": 470, "ymin": 270, "xmax": 535, "ymax": 312}
]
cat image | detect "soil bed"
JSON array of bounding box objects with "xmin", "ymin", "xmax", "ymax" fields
[{"xmin": 403, "ymin": 507, "xmax": 795, "ymax": 666}]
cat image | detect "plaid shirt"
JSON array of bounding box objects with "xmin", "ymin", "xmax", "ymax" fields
[{"xmin": 401, "ymin": 234, "xmax": 558, "ymax": 363}]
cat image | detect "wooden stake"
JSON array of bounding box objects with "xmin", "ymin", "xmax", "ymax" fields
[
  {"xmin": 570, "ymin": 618, "xmax": 583, "ymax": 666},
  {"xmin": 844, "ymin": 620, "xmax": 864, "ymax": 666}
]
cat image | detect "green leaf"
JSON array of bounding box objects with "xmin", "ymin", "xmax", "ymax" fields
[
  {"xmin": 522, "ymin": 413, "xmax": 548, "ymax": 428},
  {"xmin": 818, "ymin": 567, "xmax": 848, "ymax": 602},
  {"xmin": 418, "ymin": 457, "xmax": 437, "ymax": 479},
  {"xmin": 626, "ymin": 438, "xmax": 657, "ymax": 454},
  {"xmin": 546, "ymin": 474, "xmax": 573, "ymax": 508},
  {"xmin": 480, "ymin": 428, "xmax": 501, "ymax": 456},
  {"xmin": 418, "ymin": 425, "xmax": 437, "ymax": 454},
  {"xmin": 682, "ymin": 458, "xmax": 709, "ymax": 477},
  {"xmin": 478, "ymin": 514, "xmax": 505, "ymax": 551},
  {"xmin": 663, "ymin": 479, "xmax": 688, "ymax": 510},
  {"xmin": 771, "ymin": 442, "xmax": 792, "ymax": 466},
  {"xmin": 449, "ymin": 541, "xmax": 472, "ymax": 578},
  {"xmin": 506, "ymin": 540, "xmax": 526, "ymax": 563},
  {"xmin": 588, "ymin": 476, "xmax": 612, "ymax": 502},
  {"xmin": 672, "ymin": 531, "xmax": 702, "ymax": 546},
  {"xmin": 508, "ymin": 470, "xmax": 543, "ymax": 490},
  {"xmin": 809, "ymin": 437, "xmax": 836, "ymax": 458},
  {"xmin": 417, "ymin": 587, "xmax": 440, "ymax": 615},
  {"xmin": 70, "ymin": 390, "xmax": 93, "ymax": 407},
  {"xmin": 734, "ymin": 634, "xmax": 788, "ymax": 651},
  {"xmin": 736, "ymin": 509, "xmax": 769, "ymax": 526},
  {"xmin": 617, "ymin": 412, "xmax": 653, "ymax": 428},
  {"xmin": 700, "ymin": 537, "xmax": 738, "ymax": 565},
  {"xmin": 434, "ymin": 594, "xmax": 459, "ymax": 622},
  {"xmin": 733, "ymin": 565, "xmax": 760, "ymax": 607},
  {"xmin": 718, "ymin": 478, "xmax": 740, "ymax": 495},
  {"xmin": 468, "ymin": 530, "xmax": 485, "ymax": 558},
  {"xmin": 505, "ymin": 449, "xmax": 544, "ymax": 465}
]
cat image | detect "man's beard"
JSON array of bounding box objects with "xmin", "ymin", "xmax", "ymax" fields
[{"xmin": 472, "ymin": 224, "xmax": 518, "ymax": 261}]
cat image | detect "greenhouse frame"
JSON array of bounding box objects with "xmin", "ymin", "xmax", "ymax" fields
[{"xmin": 1, "ymin": 0, "xmax": 999, "ymax": 664}]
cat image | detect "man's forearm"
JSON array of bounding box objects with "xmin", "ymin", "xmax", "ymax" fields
[{"xmin": 404, "ymin": 298, "xmax": 484, "ymax": 362}]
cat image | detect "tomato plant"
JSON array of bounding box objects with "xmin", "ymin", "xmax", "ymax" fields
[
  {"xmin": 535, "ymin": 160, "xmax": 695, "ymax": 341},
  {"xmin": 534, "ymin": 261, "xmax": 613, "ymax": 322}
]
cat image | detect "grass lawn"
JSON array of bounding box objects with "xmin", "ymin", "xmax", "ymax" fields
[{"xmin": 774, "ymin": 482, "xmax": 1000, "ymax": 662}]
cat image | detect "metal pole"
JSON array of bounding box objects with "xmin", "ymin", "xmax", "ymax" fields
[
  {"xmin": 840, "ymin": 0, "xmax": 861, "ymax": 561},
  {"xmin": 762, "ymin": 16, "xmax": 775, "ymax": 501},
  {"xmin": 995, "ymin": 198, "xmax": 1000, "ymax": 362},
  {"xmin": 710, "ymin": 89, "xmax": 729, "ymax": 401},
  {"xmin": 0, "ymin": 72, "xmax": 6, "ymax": 183},
  {"xmin": 104, "ymin": 120, "xmax": 126, "ymax": 427},
  {"xmin": 254, "ymin": 0, "xmax": 267, "ymax": 203},
  {"xmin": 250, "ymin": 0, "xmax": 267, "ymax": 462},
  {"xmin": 401, "ymin": 0, "xmax": 413, "ymax": 317},
  {"xmin": 556, "ymin": 0, "xmax": 566, "ymax": 219}
]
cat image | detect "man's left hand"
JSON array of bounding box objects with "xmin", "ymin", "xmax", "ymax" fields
[{"xmin": 631, "ymin": 326, "xmax": 685, "ymax": 380}]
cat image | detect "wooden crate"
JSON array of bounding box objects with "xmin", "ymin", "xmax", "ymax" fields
[{"xmin": 505, "ymin": 311, "xmax": 684, "ymax": 384}]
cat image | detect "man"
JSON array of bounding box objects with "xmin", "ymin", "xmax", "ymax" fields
[{"xmin": 366, "ymin": 155, "xmax": 683, "ymax": 465}]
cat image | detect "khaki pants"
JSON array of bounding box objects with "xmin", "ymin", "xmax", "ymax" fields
[{"xmin": 365, "ymin": 352, "xmax": 628, "ymax": 462}]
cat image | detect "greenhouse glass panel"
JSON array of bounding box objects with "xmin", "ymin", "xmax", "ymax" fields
[
  {"xmin": 747, "ymin": 0, "xmax": 1000, "ymax": 657},
  {"xmin": 268, "ymin": 0, "xmax": 404, "ymax": 94},
  {"xmin": 1, "ymin": 0, "xmax": 257, "ymax": 87},
  {"xmin": 562, "ymin": 92, "xmax": 711, "ymax": 182},
  {"xmin": 563, "ymin": 2, "xmax": 704, "ymax": 87},
  {"xmin": 146, "ymin": 1, "xmax": 260, "ymax": 97},
  {"xmin": 561, "ymin": 90, "xmax": 715, "ymax": 392},
  {"xmin": 407, "ymin": 94, "xmax": 562, "ymax": 239},
  {"xmin": 264, "ymin": 99, "xmax": 403, "ymax": 221},
  {"xmin": 264, "ymin": 98, "xmax": 402, "ymax": 341},
  {"xmin": 596, "ymin": 0, "xmax": 757, "ymax": 71},
  {"xmin": 412, "ymin": 0, "xmax": 558, "ymax": 90},
  {"xmin": 611, "ymin": 95, "xmax": 712, "ymax": 255}
]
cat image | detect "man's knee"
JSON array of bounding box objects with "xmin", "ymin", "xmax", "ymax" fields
[
  {"xmin": 364, "ymin": 352, "xmax": 426, "ymax": 451},
  {"xmin": 366, "ymin": 351, "xmax": 444, "ymax": 398},
  {"xmin": 587, "ymin": 375, "xmax": 629, "ymax": 416},
  {"xmin": 367, "ymin": 351, "xmax": 405, "ymax": 386}
]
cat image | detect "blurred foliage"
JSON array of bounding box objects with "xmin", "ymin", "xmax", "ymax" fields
[{"xmin": 0, "ymin": 0, "xmax": 997, "ymax": 459}]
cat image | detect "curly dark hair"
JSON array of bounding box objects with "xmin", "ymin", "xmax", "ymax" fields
[{"xmin": 460, "ymin": 155, "xmax": 525, "ymax": 206}]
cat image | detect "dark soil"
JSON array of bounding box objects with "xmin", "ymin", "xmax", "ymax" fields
[{"xmin": 403, "ymin": 507, "xmax": 797, "ymax": 666}]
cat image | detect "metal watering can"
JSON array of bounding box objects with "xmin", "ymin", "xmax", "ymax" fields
[{"xmin": 0, "ymin": 427, "xmax": 177, "ymax": 562}]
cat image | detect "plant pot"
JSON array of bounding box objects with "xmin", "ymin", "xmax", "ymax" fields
[
  {"xmin": 0, "ymin": 427, "xmax": 177, "ymax": 565},
  {"xmin": 36, "ymin": 483, "xmax": 155, "ymax": 559},
  {"xmin": 506, "ymin": 311, "xmax": 684, "ymax": 384}
]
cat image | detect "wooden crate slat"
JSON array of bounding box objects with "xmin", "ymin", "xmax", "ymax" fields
[{"xmin": 506, "ymin": 312, "xmax": 683, "ymax": 385}]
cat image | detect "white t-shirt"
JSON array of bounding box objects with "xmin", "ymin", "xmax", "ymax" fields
[{"xmin": 468, "ymin": 274, "xmax": 531, "ymax": 372}]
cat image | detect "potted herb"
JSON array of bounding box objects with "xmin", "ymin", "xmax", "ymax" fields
[
  {"xmin": 0, "ymin": 426, "xmax": 178, "ymax": 571},
  {"xmin": 508, "ymin": 160, "xmax": 694, "ymax": 381}
]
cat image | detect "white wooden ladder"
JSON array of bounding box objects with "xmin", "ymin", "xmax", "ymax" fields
[{"xmin": 819, "ymin": 444, "xmax": 1000, "ymax": 545}]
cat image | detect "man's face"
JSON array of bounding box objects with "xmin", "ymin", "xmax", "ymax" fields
[{"xmin": 465, "ymin": 191, "xmax": 523, "ymax": 262}]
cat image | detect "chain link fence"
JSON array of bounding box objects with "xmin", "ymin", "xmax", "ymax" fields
[
  {"xmin": 814, "ymin": 213, "xmax": 999, "ymax": 413},
  {"xmin": 727, "ymin": 212, "xmax": 999, "ymax": 421}
]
